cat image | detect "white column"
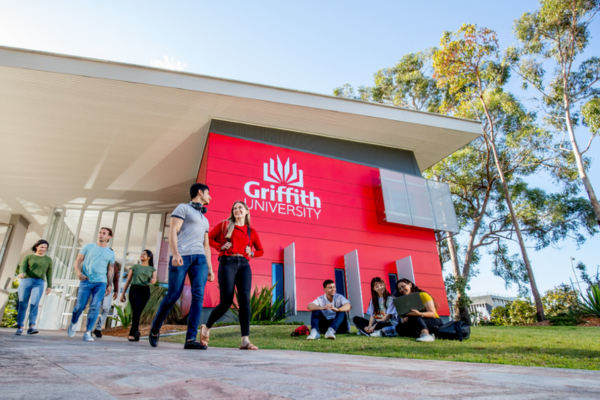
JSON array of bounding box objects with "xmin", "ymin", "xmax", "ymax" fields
[
  {"xmin": 0, "ymin": 214, "xmax": 30, "ymax": 317},
  {"xmin": 344, "ymin": 250, "xmax": 364, "ymax": 319},
  {"xmin": 283, "ymin": 243, "xmax": 296, "ymax": 315}
]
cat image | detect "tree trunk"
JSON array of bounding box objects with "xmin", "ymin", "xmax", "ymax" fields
[
  {"xmin": 479, "ymin": 95, "xmax": 546, "ymax": 322},
  {"xmin": 447, "ymin": 233, "xmax": 471, "ymax": 324},
  {"xmin": 565, "ymin": 105, "xmax": 600, "ymax": 228}
]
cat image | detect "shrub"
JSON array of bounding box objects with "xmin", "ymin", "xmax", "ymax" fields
[
  {"xmin": 109, "ymin": 302, "xmax": 132, "ymax": 328},
  {"xmin": 0, "ymin": 292, "xmax": 18, "ymax": 328},
  {"xmin": 490, "ymin": 305, "xmax": 509, "ymax": 326},
  {"xmin": 542, "ymin": 284, "xmax": 579, "ymax": 317},
  {"xmin": 140, "ymin": 283, "xmax": 181, "ymax": 325},
  {"xmin": 232, "ymin": 283, "xmax": 291, "ymax": 323},
  {"xmin": 507, "ymin": 298, "xmax": 536, "ymax": 325},
  {"xmin": 576, "ymin": 284, "xmax": 600, "ymax": 318},
  {"xmin": 547, "ymin": 312, "xmax": 581, "ymax": 326}
]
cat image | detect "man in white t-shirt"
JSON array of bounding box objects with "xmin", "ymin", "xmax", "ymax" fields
[{"xmin": 306, "ymin": 279, "xmax": 352, "ymax": 340}]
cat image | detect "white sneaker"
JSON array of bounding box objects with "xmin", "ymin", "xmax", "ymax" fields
[
  {"xmin": 307, "ymin": 329, "xmax": 320, "ymax": 340},
  {"xmin": 370, "ymin": 329, "xmax": 382, "ymax": 337},
  {"xmin": 82, "ymin": 332, "xmax": 95, "ymax": 342},
  {"xmin": 67, "ymin": 322, "xmax": 77, "ymax": 337},
  {"xmin": 324, "ymin": 328, "xmax": 336, "ymax": 340},
  {"xmin": 416, "ymin": 333, "xmax": 435, "ymax": 342}
]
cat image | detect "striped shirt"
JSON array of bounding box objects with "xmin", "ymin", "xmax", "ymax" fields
[{"xmin": 171, "ymin": 204, "xmax": 210, "ymax": 256}]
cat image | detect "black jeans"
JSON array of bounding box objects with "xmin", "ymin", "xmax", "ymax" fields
[
  {"xmin": 353, "ymin": 316, "xmax": 393, "ymax": 334},
  {"xmin": 206, "ymin": 256, "xmax": 252, "ymax": 336},
  {"xmin": 129, "ymin": 285, "xmax": 151, "ymax": 336},
  {"xmin": 311, "ymin": 310, "xmax": 350, "ymax": 334},
  {"xmin": 395, "ymin": 316, "xmax": 443, "ymax": 338}
]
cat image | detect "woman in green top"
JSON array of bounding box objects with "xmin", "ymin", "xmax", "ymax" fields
[
  {"xmin": 120, "ymin": 249, "xmax": 157, "ymax": 341},
  {"xmin": 16, "ymin": 239, "xmax": 53, "ymax": 335}
]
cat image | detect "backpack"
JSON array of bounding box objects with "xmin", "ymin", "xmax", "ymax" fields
[{"xmin": 435, "ymin": 321, "xmax": 470, "ymax": 341}]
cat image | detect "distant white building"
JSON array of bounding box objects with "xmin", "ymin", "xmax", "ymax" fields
[{"xmin": 449, "ymin": 292, "xmax": 517, "ymax": 321}]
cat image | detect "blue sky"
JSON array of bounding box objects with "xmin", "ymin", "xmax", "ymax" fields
[{"xmin": 1, "ymin": 0, "xmax": 599, "ymax": 298}]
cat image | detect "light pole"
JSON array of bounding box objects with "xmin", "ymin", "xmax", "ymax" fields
[{"xmin": 570, "ymin": 257, "xmax": 583, "ymax": 293}]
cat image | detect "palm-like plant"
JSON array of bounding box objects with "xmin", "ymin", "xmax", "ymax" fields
[
  {"xmin": 109, "ymin": 302, "xmax": 132, "ymax": 328},
  {"xmin": 139, "ymin": 284, "xmax": 181, "ymax": 325},
  {"xmin": 231, "ymin": 283, "xmax": 290, "ymax": 323},
  {"xmin": 577, "ymin": 285, "xmax": 600, "ymax": 318}
]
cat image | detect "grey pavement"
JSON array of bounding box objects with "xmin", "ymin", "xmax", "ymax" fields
[{"xmin": 1, "ymin": 328, "xmax": 599, "ymax": 400}]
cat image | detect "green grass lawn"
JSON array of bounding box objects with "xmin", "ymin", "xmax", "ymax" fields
[{"xmin": 163, "ymin": 325, "xmax": 600, "ymax": 370}]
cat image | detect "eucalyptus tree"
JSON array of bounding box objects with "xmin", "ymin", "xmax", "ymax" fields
[
  {"xmin": 508, "ymin": 0, "xmax": 600, "ymax": 227},
  {"xmin": 433, "ymin": 24, "xmax": 551, "ymax": 320}
]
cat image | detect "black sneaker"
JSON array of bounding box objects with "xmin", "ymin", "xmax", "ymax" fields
[
  {"xmin": 149, "ymin": 329, "xmax": 160, "ymax": 348},
  {"xmin": 27, "ymin": 328, "xmax": 39, "ymax": 335},
  {"xmin": 184, "ymin": 340, "xmax": 207, "ymax": 350},
  {"xmin": 93, "ymin": 329, "xmax": 102, "ymax": 338}
]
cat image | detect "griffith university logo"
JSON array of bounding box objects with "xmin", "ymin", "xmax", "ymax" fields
[{"xmin": 244, "ymin": 155, "xmax": 322, "ymax": 219}]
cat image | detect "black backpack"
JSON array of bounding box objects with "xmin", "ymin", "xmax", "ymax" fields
[{"xmin": 435, "ymin": 321, "xmax": 470, "ymax": 341}]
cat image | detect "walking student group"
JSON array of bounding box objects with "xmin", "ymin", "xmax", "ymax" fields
[{"xmin": 14, "ymin": 183, "xmax": 442, "ymax": 347}]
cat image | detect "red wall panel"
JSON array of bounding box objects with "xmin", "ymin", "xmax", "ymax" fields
[{"xmin": 198, "ymin": 133, "xmax": 450, "ymax": 316}]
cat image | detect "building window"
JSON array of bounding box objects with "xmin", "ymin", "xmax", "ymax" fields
[
  {"xmin": 334, "ymin": 269, "xmax": 347, "ymax": 298},
  {"xmin": 272, "ymin": 263, "xmax": 284, "ymax": 302},
  {"xmin": 388, "ymin": 273, "xmax": 398, "ymax": 295}
]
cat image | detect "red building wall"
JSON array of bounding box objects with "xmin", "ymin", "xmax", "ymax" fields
[{"xmin": 198, "ymin": 133, "xmax": 450, "ymax": 316}]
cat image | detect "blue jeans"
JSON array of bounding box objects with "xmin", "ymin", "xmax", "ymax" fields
[
  {"xmin": 311, "ymin": 310, "xmax": 350, "ymax": 334},
  {"xmin": 152, "ymin": 254, "xmax": 208, "ymax": 342},
  {"xmin": 17, "ymin": 278, "xmax": 45, "ymax": 328},
  {"xmin": 71, "ymin": 280, "xmax": 107, "ymax": 332}
]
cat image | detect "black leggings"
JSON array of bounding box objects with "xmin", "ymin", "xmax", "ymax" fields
[
  {"xmin": 128, "ymin": 285, "xmax": 151, "ymax": 336},
  {"xmin": 353, "ymin": 316, "xmax": 393, "ymax": 333},
  {"xmin": 395, "ymin": 316, "xmax": 443, "ymax": 338},
  {"xmin": 206, "ymin": 256, "xmax": 252, "ymax": 337}
]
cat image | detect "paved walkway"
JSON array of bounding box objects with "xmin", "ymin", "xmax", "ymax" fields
[{"xmin": 1, "ymin": 328, "xmax": 599, "ymax": 399}]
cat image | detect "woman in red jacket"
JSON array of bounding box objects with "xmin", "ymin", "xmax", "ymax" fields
[{"xmin": 201, "ymin": 200, "xmax": 264, "ymax": 350}]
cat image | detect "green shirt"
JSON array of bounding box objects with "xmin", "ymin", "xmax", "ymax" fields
[
  {"xmin": 21, "ymin": 254, "xmax": 53, "ymax": 287},
  {"xmin": 130, "ymin": 264, "xmax": 156, "ymax": 286}
]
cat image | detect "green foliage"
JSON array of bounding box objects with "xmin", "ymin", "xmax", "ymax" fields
[
  {"xmin": 490, "ymin": 299, "xmax": 537, "ymax": 326},
  {"xmin": 542, "ymin": 284, "xmax": 579, "ymax": 317},
  {"xmin": 109, "ymin": 302, "xmax": 132, "ymax": 329},
  {"xmin": 140, "ymin": 283, "xmax": 181, "ymax": 325},
  {"xmin": 576, "ymin": 284, "xmax": 600, "ymax": 318},
  {"xmin": 0, "ymin": 292, "xmax": 19, "ymax": 328},
  {"xmin": 582, "ymin": 97, "xmax": 600, "ymax": 134},
  {"xmin": 231, "ymin": 283, "xmax": 291, "ymax": 323},
  {"xmin": 547, "ymin": 312, "xmax": 581, "ymax": 326}
]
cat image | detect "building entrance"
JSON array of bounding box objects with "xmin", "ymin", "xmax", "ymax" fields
[{"xmin": 37, "ymin": 209, "xmax": 165, "ymax": 330}]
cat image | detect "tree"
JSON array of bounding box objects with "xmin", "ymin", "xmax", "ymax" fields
[
  {"xmin": 433, "ymin": 24, "xmax": 551, "ymax": 321},
  {"xmin": 333, "ymin": 51, "xmax": 443, "ymax": 112},
  {"xmin": 542, "ymin": 283, "xmax": 579, "ymax": 316},
  {"xmin": 509, "ymin": 0, "xmax": 600, "ymax": 228}
]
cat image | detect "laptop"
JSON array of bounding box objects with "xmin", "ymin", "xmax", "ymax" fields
[{"xmin": 393, "ymin": 292, "xmax": 424, "ymax": 317}]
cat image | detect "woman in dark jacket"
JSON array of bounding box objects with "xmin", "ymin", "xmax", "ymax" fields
[{"xmin": 201, "ymin": 201, "xmax": 264, "ymax": 350}]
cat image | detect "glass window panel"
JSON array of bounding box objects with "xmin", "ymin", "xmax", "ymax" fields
[
  {"xmin": 379, "ymin": 169, "xmax": 412, "ymax": 226},
  {"xmin": 405, "ymin": 175, "xmax": 435, "ymax": 229},
  {"xmin": 98, "ymin": 211, "xmax": 115, "ymax": 235},
  {"xmin": 334, "ymin": 269, "xmax": 347, "ymax": 298},
  {"xmin": 127, "ymin": 213, "xmax": 147, "ymax": 254},
  {"xmin": 428, "ymin": 180, "xmax": 459, "ymax": 233},
  {"xmin": 112, "ymin": 212, "xmax": 131, "ymax": 267},
  {"xmin": 144, "ymin": 214, "xmax": 162, "ymax": 255}
]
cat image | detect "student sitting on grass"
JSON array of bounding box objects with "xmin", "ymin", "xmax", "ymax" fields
[
  {"xmin": 306, "ymin": 279, "xmax": 352, "ymax": 340},
  {"xmin": 394, "ymin": 278, "xmax": 442, "ymax": 342},
  {"xmin": 353, "ymin": 277, "xmax": 398, "ymax": 337}
]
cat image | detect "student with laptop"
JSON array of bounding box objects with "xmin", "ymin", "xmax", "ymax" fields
[
  {"xmin": 353, "ymin": 277, "xmax": 398, "ymax": 337},
  {"xmin": 306, "ymin": 279, "xmax": 351, "ymax": 340},
  {"xmin": 394, "ymin": 278, "xmax": 443, "ymax": 342}
]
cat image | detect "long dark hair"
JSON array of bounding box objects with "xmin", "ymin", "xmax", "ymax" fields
[
  {"xmin": 31, "ymin": 239, "xmax": 49, "ymax": 253},
  {"xmin": 396, "ymin": 278, "xmax": 439, "ymax": 311},
  {"xmin": 142, "ymin": 249, "xmax": 154, "ymax": 267},
  {"xmin": 371, "ymin": 277, "xmax": 393, "ymax": 314}
]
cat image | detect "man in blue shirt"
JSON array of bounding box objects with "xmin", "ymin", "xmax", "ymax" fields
[
  {"xmin": 148, "ymin": 183, "xmax": 215, "ymax": 350},
  {"xmin": 67, "ymin": 227, "xmax": 115, "ymax": 342}
]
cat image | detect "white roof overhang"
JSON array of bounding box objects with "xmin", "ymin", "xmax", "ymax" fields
[{"xmin": 0, "ymin": 45, "xmax": 481, "ymax": 235}]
